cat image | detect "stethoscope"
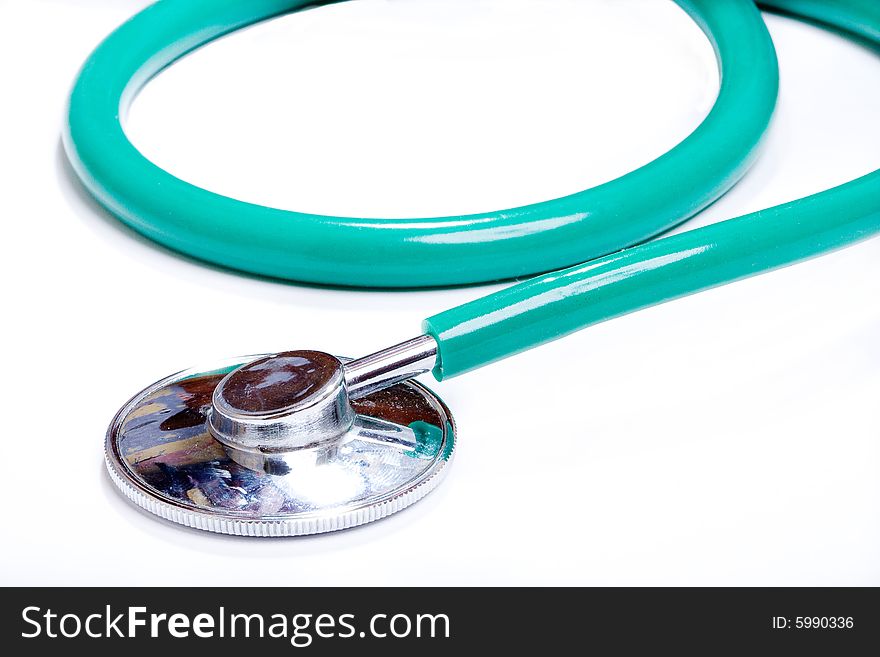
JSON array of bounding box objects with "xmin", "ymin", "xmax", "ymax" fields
[{"xmin": 65, "ymin": 0, "xmax": 879, "ymax": 536}]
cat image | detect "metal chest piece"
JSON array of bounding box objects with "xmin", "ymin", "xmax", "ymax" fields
[{"xmin": 105, "ymin": 337, "xmax": 455, "ymax": 536}]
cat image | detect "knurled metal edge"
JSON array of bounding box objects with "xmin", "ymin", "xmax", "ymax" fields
[{"xmin": 104, "ymin": 444, "xmax": 454, "ymax": 537}]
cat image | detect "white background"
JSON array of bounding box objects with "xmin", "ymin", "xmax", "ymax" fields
[{"xmin": 1, "ymin": 0, "xmax": 878, "ymax": 585}]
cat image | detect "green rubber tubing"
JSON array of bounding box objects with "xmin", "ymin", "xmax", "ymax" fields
[{"xmin": 64, "ymin": 0, "xmax": 879, "ymax": 380}]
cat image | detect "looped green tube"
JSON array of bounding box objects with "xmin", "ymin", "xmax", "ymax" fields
[
  {"xmin": 65, "ymin": 0, "xmax": 879, "ymax": 380},
  {"xmin": 65, "ymin": 0, "xmax": 776, "ymax": 287}
]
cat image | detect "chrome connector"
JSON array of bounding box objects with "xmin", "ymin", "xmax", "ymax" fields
[{"xmin": 343, "ymin": 335, "xmax": 438, "ymax": 399}]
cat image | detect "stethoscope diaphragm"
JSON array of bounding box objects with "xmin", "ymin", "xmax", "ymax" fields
[{"xmin": 105, "ymin": 354, "xmax": 455, "ymax": 536}]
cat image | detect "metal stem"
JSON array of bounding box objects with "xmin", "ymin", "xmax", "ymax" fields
[{"xmin": 343, "ymin": 335, "xmax": 438, "ymax": 400}]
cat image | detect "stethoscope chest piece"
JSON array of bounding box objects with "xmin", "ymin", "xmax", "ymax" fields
[{"xmin": 105, "ymin": 349, "xmax": 455, "ymax": 536}]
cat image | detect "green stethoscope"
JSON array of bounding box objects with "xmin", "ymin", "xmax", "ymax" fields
[{"xmin": 67, "ymin": 0, "xmax": 879, "ymax": 536}]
